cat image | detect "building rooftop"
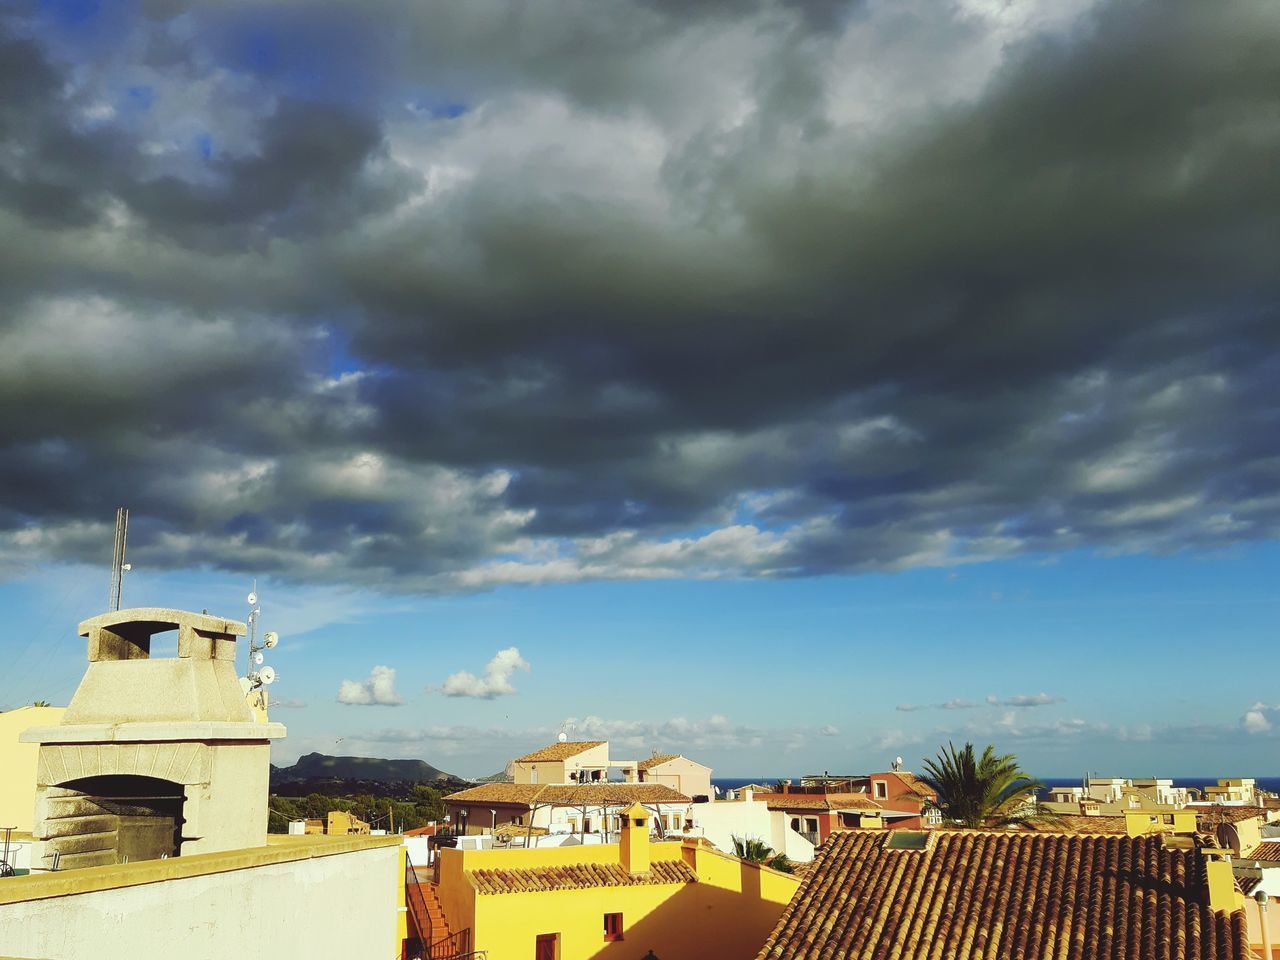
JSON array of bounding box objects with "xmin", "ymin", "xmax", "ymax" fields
[
  {"xmin": 444, "ymin": 782, "xmax": 690, "ymax": 807},
  {"xmin": 894, "ymin": 772, "xmax": 937, "ymax": 799},
  {"xmin": 467, "ymin": 858, "xmax": 696, "ymax": 894},
  {"xmin": 1026, "ymin": 813, "xmax": 1129, "ymax": 834},
  {"xmin": 1195, "ymin": 805, "xmax": 1269, "ymax": 823},
  {"xmin": 637, "ymin": 753, "xmax": 681, "ymax": 770},
  {"xmin": 1244, "ymin": 841, "xmax": 1280, "ymax": 863},
  {"xmin": 762, "ymin": 793, "xmax": 880, "ymax": 812},
  {"xmin": 513, "ymin": 741, "xmax": 607, "ymax": 763},
  {"xmin": 756, "ymin": 830, "xmax": 1249, "ymax": 960}
]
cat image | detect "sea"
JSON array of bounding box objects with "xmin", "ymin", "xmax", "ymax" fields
[{"xmin": 712, "ymin": 777, "xmax": 1280, "ymax": 796}]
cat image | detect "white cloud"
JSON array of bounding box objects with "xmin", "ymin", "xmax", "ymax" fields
[
  {"xmin": 986, "ymin": 692, "xmax": 1063, "ymax": 708},
  {"xmin": 435, "ymin": 646, "xmax": 531, "ymax": 699},
  {"xmin": 337, "ymin": 665, "xmax": 404, "ymax": 706},
  {"xmin": 1243, "ymin": 702, "xmax": 1278, "ymax": 735},
  {"xmin": 820, "ymin": 724, "xmax": 840, "ymax": 736}
]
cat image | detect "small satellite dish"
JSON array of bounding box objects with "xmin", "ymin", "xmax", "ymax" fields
[
  {"xmin": 263, "ymin": 632, "xmax": 279, "ymax": 649},
  {"xmin": 252, "ymin": 652, "xmax": 264, "ymax": 665},
  {"xmin": 896, "ymin": 756, "xmax": 904, "ymax": 767},
  {"xmin": 259, "ymin": 666, "xmax": 276, "ymax": 685},
  {"xmin": 247, "ymin": 590, "xmax": 258, "ymax": 606},
  {"xmin": 557, "ymin": 732, "xmax": 568, "ymax": 743}
]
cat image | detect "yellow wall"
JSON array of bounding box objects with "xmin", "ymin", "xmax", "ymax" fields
[
  {"xmin": 437, "ymin": 837, "xmax": 799, "ymax": 960},
  {"xmin": 0, "ymin": 706, "xmax": 66, "ymax": 833},
  {"xmin": 1124, "ymin": 809, "xmax": 1198, "ymax": 838}
]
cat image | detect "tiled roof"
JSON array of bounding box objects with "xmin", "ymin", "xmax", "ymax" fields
[
  {"xmin": 467, "ymin": 859, "xmax": 696, "ymax": 894},
  {"xmin": 514, "ymin": 741, "xmax": 607, "ymax": 762},
  {"xmin": 1244, "ymin": 841, "xmax": 1280, "ymax": 863},
  {"xmin": 1238, "ymin": 876, "xmax": 1262, "ymax": 896},
  {"xmin": 764, "ymin": 793, "xmax": 880, "ymax": 812},
  {"xmin": 638, "ymin": 753, "xmax": 681, "ymax": 770},
  {"xmin": 443, "ymin": 783, "xmax": 549, "ymax": 805},
  {"xmin": 444, "ymin": 782, "xmax": 690, "ymax": 808},
  {"xmin": 757, "ymin": 830, "xmax": 1249, "ymax": 960},
  {"xmin": 537, "ymin": 783, "xmax": 690, "ymax": 805},
  {"xmin": 895, "ymin": 772, "xmax": 937, "ymax": 800},
  {"xmin": 1195, "ymin": 805, "xmax": 1269, "ymax": 824},
  {"xmin": 1026, "ymin": 813, "xmax": 1129, "ymax": 834}
]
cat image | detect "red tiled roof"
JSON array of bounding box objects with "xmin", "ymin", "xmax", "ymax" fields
[
  {"xmin": 514, "ymin": 741, "xmax": 607, "ymax": 762},
  {"xmin": 638, "ymin": 753, "xmax": 681, "ymax": 770},
  {"xmin": 762, "ymin": 793, "xmax": 880, "ymax": 812},
  {"xmin": 1026, "ymin": 813, "xmax": 1129, "ymax": 835},
  {"xmin": 1194, "ymin": 805, "xmax": 1269, "ymax": 824},
  {"xmin": 443, "ymin": 782, "xmax": 689, "ymax": 808},
  {"xmin": 467, "ymin": 858, "xmax": 696, "ymax": 894},
  {"xmin": 1245, "ymin": 841, "xmax": 1280, "ymax": 863},
  {"xmin": 757, "ymin": 830, "xmax": 1249, "ymax": 960}
]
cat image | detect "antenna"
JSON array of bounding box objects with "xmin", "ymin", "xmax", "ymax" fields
[
  {"xmin": 239, "ymin": 580, "xmax": 282, "ymax": 709},
  {"xmin": 108, "ymin": 507, "xmax": 130, "ymax": 611}
]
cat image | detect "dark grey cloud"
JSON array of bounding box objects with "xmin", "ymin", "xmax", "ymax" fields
[{"xmin": 0, "ymin": 0, "xmax": 1278, "ymax": 590}]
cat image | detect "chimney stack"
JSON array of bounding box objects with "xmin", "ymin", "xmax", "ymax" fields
[{"xmin": 619, "ymin": 801, "xmax": 651, "ymax": 875}]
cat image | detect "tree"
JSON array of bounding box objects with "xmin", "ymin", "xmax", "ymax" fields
[
  {"xmin": 32, "ymin": 700, "xmax": 51, "ymax": 707},
  {"xmin": 731, "ymin": 835, "xmax": 794, "ymax": 873},
  {"xmin": 917, "ymin": 742, "xmax": 1049, "ymax": 828}
]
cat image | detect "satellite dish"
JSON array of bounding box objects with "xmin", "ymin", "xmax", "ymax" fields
[
  {"xmin": 896, "ymin": 756, "xmax": 904, "ymax": 767},
  {"xmin": 247, "ymin": 590, "xmax": 258, "ymax": 606},
  {"xmin": 259, "ymin": 666, "xmax": 276, "ymax": 685},
  {"xmin": 237, "ymin": 677, "xmax": 253, "ymax": 695},
  {"xmin": 252, "ymin": 652, "xmax": 264, "ymax": 665},
  {"xmin": 557, "ymin": 732, "xmax": 568, "ymax": 743},
  {"xmin": 263, "ymin": 632, "xmax": 279, "ymax": 649}
]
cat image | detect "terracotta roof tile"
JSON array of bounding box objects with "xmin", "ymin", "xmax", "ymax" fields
[
  {"xmin": 1026, "ymin": 813, "xmax": 1129, "ymax": 834},
  {"xmin": 757, "ymin": 830, "xmax": 1249, "ymax": 960},
  {"xmin": 467, "ymin": 858, "xmax": 696, "ymax": 894},
  {"xmin": 537, "ymin": 784, "xmax": 690, "ymax": 805},
  {"xmin": 1244, "ymin": 841, "xmax": 1280, "ymax": 863},
  {"xmin": 444, "ymin": 782, "xmax": 690, "ymax": 808},
  {"xmin": 638, "ymin": 753, "xmax": 681, "ymax": 770},
  {"xmin": 1195, "ymin": 805, "xmax": 1269, "ymax": 824},
  {"xmin": 514, "ymin": 741, "xmax": 607, "ymax": 762},
  {"xmin": 443, "ymin": 783, "xmax": 549, "ymax": 805},
  {"xmin": 763, "ymin": 793, "xmax": 880, "ymax": 812}
]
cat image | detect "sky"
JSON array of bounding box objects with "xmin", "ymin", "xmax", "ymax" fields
[{"xmin": 0, "ymin": 0, "xmax": 1277, "ymax": 779}]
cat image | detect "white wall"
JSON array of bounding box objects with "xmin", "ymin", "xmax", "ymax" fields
[
  {"xmin": 0, "ymin": 845, "xmax": 398, "ymax": 960},
  {"xmin": 686, "ymin": 797, "xmax": 815, "ymax": 863}
]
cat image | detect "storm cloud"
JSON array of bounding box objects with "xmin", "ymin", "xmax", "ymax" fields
[{"xmin": 1, "ymin": 0, "xmax": 1277, "ymax": 591}]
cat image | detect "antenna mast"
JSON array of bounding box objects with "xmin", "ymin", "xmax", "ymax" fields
[{"xmin": 108, "ymin": 507, "xmax": 130, "ymax": 612}]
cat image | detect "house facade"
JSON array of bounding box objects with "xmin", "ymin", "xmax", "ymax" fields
[{"xmin": 637, "ymin": 754, "xmax": 714, "ymax": 801}]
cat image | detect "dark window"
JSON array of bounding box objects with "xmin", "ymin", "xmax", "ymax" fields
[
  {"xmin": 604, "ymin": 913, "xmax": 624, "ymax": 941},
  {"xmin": 874, "ymin": 781, "xmax": 887, "ymax": 799},
  {"xmin": 536, "ymin": 933, "xmax": 558, "ymax": 960}
]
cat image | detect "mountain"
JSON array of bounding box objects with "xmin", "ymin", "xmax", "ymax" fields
[{"xmin": 272, "ymin": 752, "xmax": 458, "ymax": 785}]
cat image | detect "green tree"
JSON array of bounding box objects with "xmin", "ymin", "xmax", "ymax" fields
[
  {"xmin": 917, "ymin": 741, "xmax": 1049, "ymax": 828},
  {"xmin": 731, "ymin": 835, "xmax": 794, "ymax": 873}
]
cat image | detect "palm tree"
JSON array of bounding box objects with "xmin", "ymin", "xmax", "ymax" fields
[
  {"xmin": 32, "ymin": 700, "xmax": 51, "ymax": 707},
  {"xmin": 731, "ymin": 835, "xmax": 794, "ymax": 873},
  {"xmin": 917, "ymin": 742, "xmax": 1049, "ymax": 828}
]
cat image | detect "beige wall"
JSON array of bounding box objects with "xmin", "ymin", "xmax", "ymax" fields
[
  {"xmin": 0, "ymin": 838, "xmax": 399, "ymax": 960},
  {"xmin": 0, "ymin": 707, "xmax": 65, "ymax": 833},
  {"xmin": 644, "ymin": 758, "xmax": 712, "ymax": 800}
]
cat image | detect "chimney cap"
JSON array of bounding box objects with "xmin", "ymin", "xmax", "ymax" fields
[{"xmin": 78, "ymin": 607, "xmax": 246, "ymax": 639}]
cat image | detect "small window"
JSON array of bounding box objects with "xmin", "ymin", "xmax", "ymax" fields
[
  {"xmin": 874, "ymin": 781, "xmax": 887, "ymax": 799},
  {"xmin": 805, "ymin": 818, "xmax": 819, "ymax": 833},
  {"xmin": 516, "ymin": 816, "xmax": 524, "ymax": 826},
  {"xmin": 1162, "ymin": 814, "xmax": 1174, "ymax": 824},
  {"xmin": 603, "ymin": 913, "xmax": 624, "ymax": 941},
  {"xmin": 791, "ymin": 818, "xmax": 800, "ymax": 831}
]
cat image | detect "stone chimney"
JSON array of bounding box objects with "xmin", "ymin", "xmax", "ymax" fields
[
  {"xmin": 21, "ymin": 608, "xmax": 285, "ymax": 869},
  {"xmin": 619, "ymin": 801, "xmax": 651, "ymax": 875}
]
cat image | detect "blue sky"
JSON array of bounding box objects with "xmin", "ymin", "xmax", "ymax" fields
[
  {"xmin": 1, "ymin": 0, "xmax": 1278, "ymax": 779},
  {"xmin": 4, "ymin": 540, "xmax": 1276, "ymax": 777}
]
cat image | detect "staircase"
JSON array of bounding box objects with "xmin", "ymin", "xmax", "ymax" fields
[{"xmin": 405, "ymin": 855, "xmax": 473, "ymax": 960}]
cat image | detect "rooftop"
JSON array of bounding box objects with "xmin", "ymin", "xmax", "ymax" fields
[
  {"xmin": 757, "ymin": 830, "xmax": 1249, "ymax": 960},
  {"xmin": 1244, "ymin": 841, "xmax": 1280, "ymax": 863},
  {"xmin": 762, "ymin": 793, "xmax": 881, "ymax": 812},
  {"xmin": 638, "ymin": 753, "xmax": 681, "ymax": 770},
  {"xmin": 467, "ymin": 858, "xmax": 696, "ymax": 894},
  {"xmin": 513, "ymin": 741, "xmax": 607, "ymax": 763},
  {"xmin": 444, "ymin": 782, "xmax": 690, "ymax": 807}
]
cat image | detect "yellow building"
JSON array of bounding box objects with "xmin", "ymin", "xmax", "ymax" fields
[
  {"xmin": 1124, "ymin": 808, "xmax": 1199, "ymax": 837},
  {"xmin": 0, "ymin": 705, "xmax": 66, "ymax": 833},
  {"xmin": 301, "ymin": 810, "xmax": 372, "ymax": 835},
  {"xmin": 425, "ymin": 802, "xmax": 800, "ymax": 960}
]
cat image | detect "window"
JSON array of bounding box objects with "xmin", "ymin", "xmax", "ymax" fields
[
  {"xmin": 530, "ymin": 767, "xmax": 539, "ymax": 784},
  {"xmin": 1162, "ymin": 814, "xmax": 1174, "ymax": 825},
  {"xmin": 515, "ymin": 816, "xmax": 524, "ymax": 826},
  {"xmin": 603, "ymin": 913, "xmax": 624, "ymax": 941},
  {"xmin": 873, "ymin": 781, "xmax": 887, "ymax": 799},
  {"xmin": 584, "ymin": 817, "xmax": 592, "ymax": 833},
  {"xmin": 805, "ymin": 818, "xmax": 819, "ymax": 833},
  {"xmin": 790, "ymin": 818, "xmax": 801, "ymax": 831}
]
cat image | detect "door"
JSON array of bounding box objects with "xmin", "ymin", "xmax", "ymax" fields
[{"xmin": 536, "ymin": 933, "xmax": 559, "ymax": 960}]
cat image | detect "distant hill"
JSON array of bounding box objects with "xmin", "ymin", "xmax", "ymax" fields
[{"xmin": 272, "ymin": 752, "xmax": 458, "ymax": 785}]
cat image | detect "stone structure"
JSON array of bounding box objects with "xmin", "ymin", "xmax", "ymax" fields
[{"xmin": 20, "ymin": 608, "xmax": 285, "ymax": 869}]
